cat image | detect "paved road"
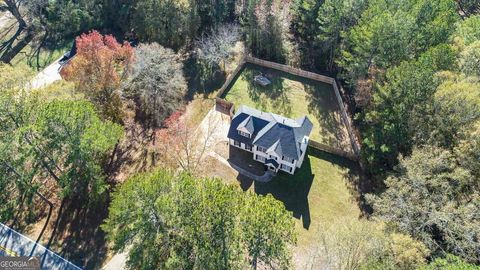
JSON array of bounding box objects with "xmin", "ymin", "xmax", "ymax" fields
[
  {"xmin": 101, "ymin": 252, "xmax": 127, "ymax": 270},
  {"xmin": 30, "ymin": 59, "xmax": 63, "ymax": 89},
  {"xmin": 0, "ymin": 11, "xmax": 63, "ymax": 90},
  {"xmin": 0, "ymin": 222, "xmax": 82, "ymax": 270}
]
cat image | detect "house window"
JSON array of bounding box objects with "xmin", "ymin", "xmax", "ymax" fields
[
  {"xmin": 257, "ymin": 146, "xmax": 266, "ymax": 153},
  {"xmin": 281, "ymin": 164, "xmax": 292, "ymax": 172},
  {"xmin": 234, "ymin": 140, "xmax": 241, "ymax": 147},
  {"xmin": 269, "ymin": 155, "xmax": 278, "ymax": 161},
  {"xmin": 245, "ymin": 144, "xmax": 252, "ymax": 151},
  {"xmin": 238, "ymin": 131, "xmax": 250, "ymax": 138},
  {"xmin": 282, "ymin": 155, "xmax": 294, "ymax": 163},
  {"xmin": 256, "ymin": 155, "xmax": 266, "ymax": 162}
]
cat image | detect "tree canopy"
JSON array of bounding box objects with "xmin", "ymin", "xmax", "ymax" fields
[
  {"xmin": 0, "ymin": 71, "xmax": 123, "ymax": 220},
  {"xmin": 61, "ymin": 30, "xmax": 134, "ymax": 123},
  {"xmin": 126, "ymin": 43, "xmax": 187, "ymax": 128},
  {"xmin": 2, "ymin": 0, "xmax": 480, "ymax": 267},
  {"xmin": 366, "ymin": 146, "xmax": 480, "ymax": 262},
  {"xmin": 102, "ymin": 170, "xmax": 296, "ymax": 270}
]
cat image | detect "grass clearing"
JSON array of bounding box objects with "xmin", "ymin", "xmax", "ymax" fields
[
  {"xmin": 0, "ymin": 17, "xmax": 71, "ymax": 71},
  {"xmin": 184, "ymin": 94, "xmax": 216, "ymax": 126},
  {"xmin": 249, "ymin": 148, "xmax": 361, "ymax": 248},
  {"xmin": 11, "ymin": 42, "xmax": 71, "ymax": 71},
  {"xmin": 224, "ymin": 63, "xmax": 352, "ymax": 152},
  {"xmin": 205, "ymin": 146, "xmax": 364, "ymax": 267}
]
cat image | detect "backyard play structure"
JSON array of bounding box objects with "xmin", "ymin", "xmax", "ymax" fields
[{"xmin": 215, "ymin": 55, "xmax": 361, "ymax": 161}]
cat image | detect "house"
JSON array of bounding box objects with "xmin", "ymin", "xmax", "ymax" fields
[{"xmin": 227, "ymin": 105, "xmax": 313, "ymax": 175}]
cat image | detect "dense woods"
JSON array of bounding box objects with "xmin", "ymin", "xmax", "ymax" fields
[{"xmin": 1, "ymin": 0, "xmax": 479, "ymax": 269}]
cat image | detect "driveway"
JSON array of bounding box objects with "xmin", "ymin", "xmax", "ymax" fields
[
  {"xmin": 196, "ymin": 105, "xmax": 231, "ymax": 150},
  {"xmin": 0, "ymin": 10, "xmax": 63, "ymax": 90},
  {"xmin": 202, "ymin": 107, "xmax": 274, "ymax": 182},
  {"xmin": 30, "ymin": 59, "xmax": 63, "ymax": 89}
]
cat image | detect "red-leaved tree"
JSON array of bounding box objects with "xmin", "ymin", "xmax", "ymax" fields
[{"xmin": 61, "ymin": 30, "xmax": 134, "ymax": 123}]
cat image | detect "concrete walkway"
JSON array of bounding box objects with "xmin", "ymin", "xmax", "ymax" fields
[
  {"xmin": 228, "ymin": 161, "xmax": 275, "ymax": 182},
  {"xmin": 209, "ymin": 151, "xmax": 275, "ymax": 182}
]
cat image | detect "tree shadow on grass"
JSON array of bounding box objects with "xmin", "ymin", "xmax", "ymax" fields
[
  {"xmin": 308, "ymin": 148, "xmax": 372, "ymax": 217},
  {"xmin": 106, "ymin": 120, "xmax": 155, "ymax": 183},
  {"xmin": 237, "ymin": 148, "xmax": 371, "ymax": 230},
  {"xmin": 252, "ymin": 157, "xmax": 314, "ymax": 230},
  {"xmin": 240, "ymin": 64, "xmax": 293, "ymax": 117},
  {"xmin": 48, "ymin": 197, "xmax": 110, "ymax": 270},
  {"xmin": 303, "ymin": 82, "xmax": 350, "ymax": 149}
]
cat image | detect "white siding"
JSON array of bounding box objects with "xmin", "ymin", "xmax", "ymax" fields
[
  {"xmin": 229, "ymin": 139, "xmax": 253, "ymax": 153},
  {"xmin": 230, "ymin": 139, "xmax": 304, "ymax": 175},
  {"xmin": 296, "ymin": 137, "xmax": 309, "ymax": 168}
]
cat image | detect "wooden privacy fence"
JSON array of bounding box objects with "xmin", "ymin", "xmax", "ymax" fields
[
  {"xmin": 216, "ymin": 56, "xmax": 246, "ymax": 98},
  {"xmin": 215, "ymin": 55, "xmax": 361, "ymax": 161},
  {"xmin": 244, "ymin": 56, "xmax": 335, "ymax": 84},
  {"xmin": 215, "ymin": 97, "xmax": 234, "ymax": 117},
  {"xmin": 308, "ymin": 140, "xmax": 358, "ymax": 161}
]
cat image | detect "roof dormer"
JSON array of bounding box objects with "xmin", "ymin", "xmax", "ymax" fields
[{"xmin": 237, "ymin": 115, "xmax": 255, "ymax": 138}]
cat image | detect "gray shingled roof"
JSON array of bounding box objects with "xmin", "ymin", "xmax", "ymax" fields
[
  {"xmin": 238, "ymin": 115, "xmax": 255, "ymax": 134},
  {"xmin": 227, "ymin": 105, "xmax": 313, "ymax": 160},
  {"xmin": 265, "ymin": 158, "xmax": 279, "ymax": 168}
]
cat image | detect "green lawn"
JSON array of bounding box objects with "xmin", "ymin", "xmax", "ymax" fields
[
  {"xmin": 224, "ymin": 63, "xmax": 352, "ymax": 151},
  {"xmin": 11, "ymin": 42, "xmax": 72, "ymax": 71},
  {"xmin": 0, "ymin": 18, "xmax": 71, "ymax": 71},
  {"xmin": 249, "ymin": 148, "xmax": 362, "ymax": 248},
  {"xmin": 205, "ymin": 146, "xmax": 366, "ymax": 268}
]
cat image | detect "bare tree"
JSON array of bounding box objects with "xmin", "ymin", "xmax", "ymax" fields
[
  {"xmin": 0, "ymin": 0, "xmax": 42, "ymax": 63},
  {"xmin": 126, "ymin": 43, "xmax": 187, "ymax": 128},
  {"xmin": 195, "ymin": 23, "xmax": 241, "ymax": 70},
  {"xmin": 156, "ymin": 110, "xmax": 220, "ymax": 175}
]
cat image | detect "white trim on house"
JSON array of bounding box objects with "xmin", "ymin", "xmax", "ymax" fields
[
  {"xmin": 230, "ymin": 138, "xmax": 306, "ymax": 175},
  {"xmin": 238, "ymin": 130, "xmax": 250, "ymax": 138},
  {"xmin": 230, "ymin": 139, "xmax": 254, "ymax": 153},
  {"xmin": 227, "ymin": 105, "xmax": 313, "ymax": 176}
]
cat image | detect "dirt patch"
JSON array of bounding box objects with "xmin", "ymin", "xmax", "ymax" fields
[{"xmin": 200, "ymin": 156, "xmax": 239, "ymax": 185}]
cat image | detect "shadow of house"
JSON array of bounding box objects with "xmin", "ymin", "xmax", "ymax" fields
[
  {"xmin": 253, "ymin": 156, "xmax": 314, "ymax": 230},
  {"xmin": 233, "ymin": 147, "xmax": 370, "ymax": 229},
  {"xmin": 228, "ymin": 145, "xmax": 267, "ymax": 176},
  {"xmin": 307, "ymin": 148, "xmax": 371, "ymax": 216},
  {"xmin": 303, "ymin": 83, "xmax": 348, "ymax": 147}
]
